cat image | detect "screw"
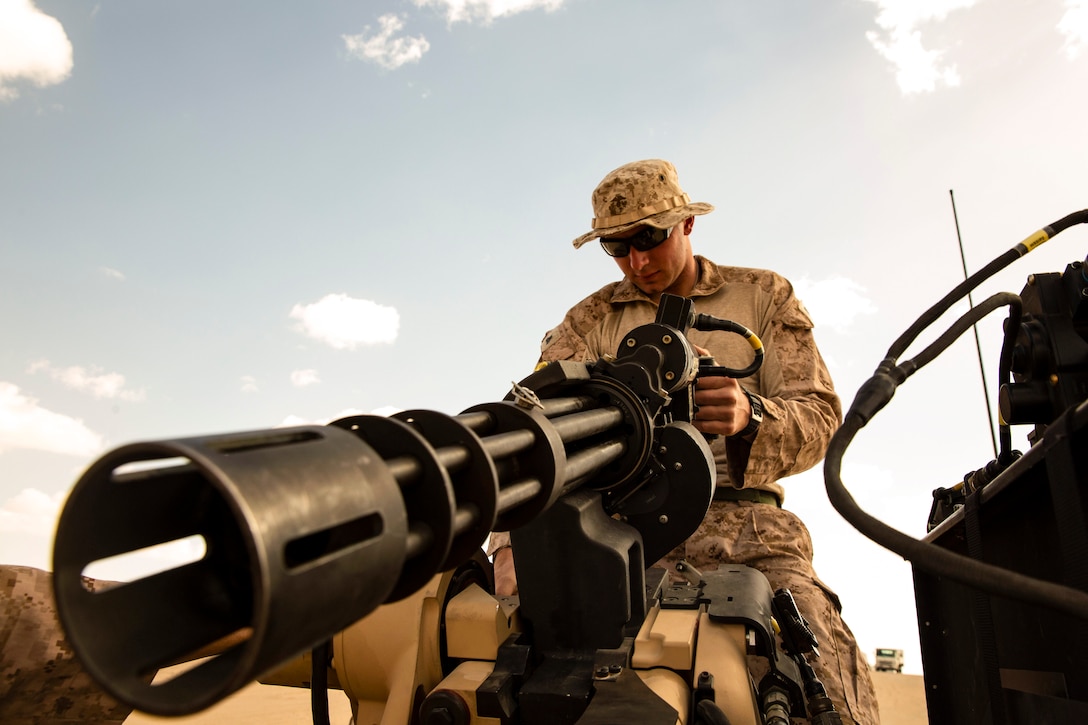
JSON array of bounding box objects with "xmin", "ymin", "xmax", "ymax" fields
[
  {"xmin": 626, "ymin": 338, "xmax": 636, "ymax": 347},
  {"xmin": 658, "ymin": 515, "xmax": 669, "ymax": 524},
  {"xmin": 662, "ymin": 334, "xmax": 673, "ymax": 344}
]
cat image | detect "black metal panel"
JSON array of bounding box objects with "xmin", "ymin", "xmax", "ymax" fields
[
  {"xmin": 511, "ymin": 489, "xmax": 647, "ymax": 653},
  {"xmin": 914, "ymin": 402, "xmax": 1088, "ymax": 723}
]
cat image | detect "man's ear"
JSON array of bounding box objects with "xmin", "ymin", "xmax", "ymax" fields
[{"xmin": 683, "ymin": 216, "xmax": 695, "ymax": 234}]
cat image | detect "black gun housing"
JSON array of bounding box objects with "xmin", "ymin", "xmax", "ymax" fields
[{"xmin": 53, "ymin": 294, "xmax": 742, "ymax": 716}]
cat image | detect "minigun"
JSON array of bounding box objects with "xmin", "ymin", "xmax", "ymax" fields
[{"xmin": 52, "ymin": 294, "xmax": 831, "ymax": 724}]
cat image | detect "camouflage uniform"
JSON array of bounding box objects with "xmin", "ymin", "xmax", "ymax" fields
[
  {"xmin": 498, "ymin": 256, "xmax": 879, "ymax": 724},
  {"xmin": 0, "ymin": 565, "xmax": 131, "ymax": 724}
]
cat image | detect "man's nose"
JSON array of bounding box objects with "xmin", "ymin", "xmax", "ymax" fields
[{"xmin": 628, "ymin": 248, "xmax": 650, "ymax": 269}]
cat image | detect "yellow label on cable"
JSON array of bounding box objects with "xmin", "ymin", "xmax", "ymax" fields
[{"xmin": 1021, "ymin": 229, "xmax": 1050, "ymax": 252}]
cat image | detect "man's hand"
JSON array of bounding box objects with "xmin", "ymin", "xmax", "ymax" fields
[
  {"xmin": 493, "ymin": 547, "xmax": 518, "ymax": 596},
  {"xmin": 692, "ymin": 374, "xmax": 751, "ymax": 437}
]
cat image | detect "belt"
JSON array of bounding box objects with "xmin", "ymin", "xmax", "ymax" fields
[{"xmin": 712, "ymin": 487, "xmax": 781, "ymax": 507}]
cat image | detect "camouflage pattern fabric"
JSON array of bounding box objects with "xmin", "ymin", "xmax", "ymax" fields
[
  {"xmin": 539, "ymin": 256, "xmax": 841, "ymax": 501},
  {"xmin": 571, "ymin": 158, "xmax": 715, "ymax": 248},
  {"xmin": 0, "ymin": 565, "xmax": 131, "ymax": 724},
  {"xmin": 527, "ymin": 256, "xmax": 880, "ymax": 724},
  {"xmin": 661, "ymin": 502, "xmax": 880, "ymax": 725}
]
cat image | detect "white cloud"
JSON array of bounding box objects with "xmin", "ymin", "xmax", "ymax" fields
[
  {"xmin": 343, "ymin": 14, "xmax": 430, "ymax": 70},
  {"xmin": 290, "ymin": 369, "xmax": 321, "ymax": 387},
  {"xmin": 277, "ymin": 407, "xmax": 368, "ymax": 427},
  {"xmin": 343, "ymin": 2, "xmax": 566, "ymax": 69},
  {"xmin": 0, "ymin": 487, "xmax": 64, "ymax": 535},
  {"xmin": 240, "ymin": 375, "xmax": 259, "ymax": 393},
  {"xmin": 99, "ymin": 266, "xmax": 125, "ymax": 281},
  {"xmin": 863, "ymin": 0, "xmax": 978, "ymax": 94},
  {"xmin": 289, "ymin": 293, "xmax": 400, "ymax": 349},
  {"xmin": 1059, "ymin": 0, "xmax": 1088, "ymax": 58},
  {"xmin": 413, "ymin": 0, "xmax": 565, "ymax": 24},
  {"xmin": 794, "ymin": 276, "xmax": 878, "ymax": 334},
  {"xmin": 279, "ymin": 414, "xmax": 311, "ymax": 427},
  {"xmin": 27, "ymin": 359, "xmax": 146, "ymax": 402},
  {"xmin": 0, "ymin": 0, "xmax": 74, "ymax": 101},
  {"xmin": 369, "ymin": 405, "xmax": 403, "ymax": 417},
  {"xmin": 0, "ymin": 382, "xmax": 105, "ymax": 456},
  {"xmin": 0, "ymin": 487, "xmax": 65, "ymax": 570}
]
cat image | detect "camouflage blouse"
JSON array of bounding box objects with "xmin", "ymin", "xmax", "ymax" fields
[{"xmin": 538, "ymin": 256, "xmax": 841, "ymax": 503}]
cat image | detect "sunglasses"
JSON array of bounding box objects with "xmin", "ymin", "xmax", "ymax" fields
[{"xmin": 599, "ymin": 226, "xmax": 673, "ymax": 258}]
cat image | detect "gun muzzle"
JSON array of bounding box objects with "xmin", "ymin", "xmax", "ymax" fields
[{"xmin": 52, "ymin": 425, "xmax": 407, "ymax": 716}]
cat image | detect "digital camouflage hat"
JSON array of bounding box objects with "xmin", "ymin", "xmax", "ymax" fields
[{"xmin": 572, "ymin": 159, "xmax": 714, "ymax": 248}]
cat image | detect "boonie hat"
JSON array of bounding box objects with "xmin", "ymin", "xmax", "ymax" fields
[{"xmin": 572, "ymin": 159, "xmax": 714, "ymax": 249}]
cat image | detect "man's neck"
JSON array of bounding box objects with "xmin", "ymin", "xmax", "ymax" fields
[{"xmin": 657, "ymin": 256, "xmax": 700, "ymax": 302}]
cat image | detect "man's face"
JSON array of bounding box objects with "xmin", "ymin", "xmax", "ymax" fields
[{"xmin": 603, "ymin": 222, "xmax": 694, "ymax": 300}]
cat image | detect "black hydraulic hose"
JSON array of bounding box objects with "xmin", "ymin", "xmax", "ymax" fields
[
  {"xmin": 310, "ymin": 640, "xmax": 331, "ymax": 725},
  {"xmin": 886, "ymin": 247, "xmax": 1024, "ymax": 364},
  {"xmin": 899, "ymin": 293, "xmax": 1020, "ymax": 373},
  {"xmin": 826, "ymin": 412, "xmax": 1088, "ymax": 621},
  {"xmin": 839, "ymin": 292, "xmax": 1020, "ymax": 426},
  {"xmin": 693, "ymin": 314, "xmax": 765, "ymax": 378},
  {"xmin": 825, "ymin": 210, "xmax": 1088, "ymax": 620},
  {"xmin": 885, "ymin": 209, "xmax": 1088, "ymax": 363},
  {"xmin": 1046, "ymin": 208, "xmax": 1088, "ymax": 236}
]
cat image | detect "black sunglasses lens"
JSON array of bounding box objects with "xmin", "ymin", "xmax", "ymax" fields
[
  {"xmin": 631, "ymin": 228, "xmax": 668, "ymax": 251},
  {"xmin": 601, "ymin": 239, "xmax": 629, "ymax": 257},
  {"xmin": 600, "ymin": 227, "xmax": 669, "ymax": 257}
]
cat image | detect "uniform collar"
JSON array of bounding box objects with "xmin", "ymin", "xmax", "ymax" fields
[{"xmin": 609, "ymin": 256, "xmax": 726, "ymax": 304}]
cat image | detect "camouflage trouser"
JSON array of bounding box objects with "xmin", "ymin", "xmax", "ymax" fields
[{"xmin": 660, "ymin": 501, "xmax": 881, "ymax": 725}]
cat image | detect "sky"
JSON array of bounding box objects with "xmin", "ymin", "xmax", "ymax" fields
[{"xmin": 2, "ymin": 0, "xmax": 1088, "ymax": 680}]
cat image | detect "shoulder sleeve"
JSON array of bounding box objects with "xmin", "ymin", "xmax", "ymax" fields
[
  {"xmin": 539, "ymin": 286, "xmax": 618, "ymax": 363},
  {"xmin": 730, "ymin": 271, "xmax": 842, "ymax": 490}
]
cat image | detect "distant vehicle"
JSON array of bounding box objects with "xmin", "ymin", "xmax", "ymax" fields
[{"xmin": 875, "ymin": 648, "xmax": 904, "ymax": 673}]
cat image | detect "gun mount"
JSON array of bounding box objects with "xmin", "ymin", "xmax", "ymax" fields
[{"xmin": 51, "ymin": 294, "xmax": 827, "ymax": 724}]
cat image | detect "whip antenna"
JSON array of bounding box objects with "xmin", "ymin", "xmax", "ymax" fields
[{"xmin": 950, "ymin": 189, "xmax": 999, "ymax": 459}]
